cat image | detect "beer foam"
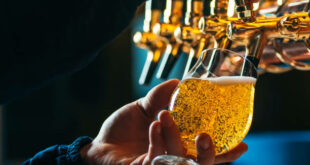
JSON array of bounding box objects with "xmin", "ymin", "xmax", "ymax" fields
[{"xmin": 204, "ymin": 76, "xmax": 257, "ymax": 85}]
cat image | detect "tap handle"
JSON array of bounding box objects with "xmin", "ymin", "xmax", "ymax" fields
[
  {"xmin": 139, "ymin": 48, "xmax": 164, "ymax": 85},
  {"xmin": 185, "ymin": 0, "xmax": 205, "ymax": 26},
  {"xmin": 144, "ymin": 0, "xmax": 165, "ymax": 32},
  {"xmin": 183, "ymin": 37, "xmax": 209, "ymax": 78},
  {"xmin": 139, "ymin": 59, "xmax": 157, "ymax": 85},
  {"xmin": 183, "ymin": 49, "xmax": 198, "ymax": 79},
  {"xmin": 241, "ymin": 34, "xmax": 266, "ymax": 77},
  {"xmin": 156, "ymin": 43, "xmax": 183, "ymax": 79}
]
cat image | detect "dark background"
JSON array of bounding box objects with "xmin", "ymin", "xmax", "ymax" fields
[
  {"xmin": 2, "ymin": 9, "xmax": 310, "ymax": 165},
  {"xmin": 2, "ymin": 24, "xmax": 134, "ymax": 164}
]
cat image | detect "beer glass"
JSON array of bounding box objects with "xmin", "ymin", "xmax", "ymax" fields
[{"xmin": 152, "ymin": 48, "xmax": 257, "ymax": 165}]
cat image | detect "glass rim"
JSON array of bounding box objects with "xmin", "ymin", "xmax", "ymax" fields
[
  {"xmin": 200, "ymin": 48, "xmax": 258, "ymax": 73},
  {"xmin": 151, "ymin": 155, "xmax": 198, "ymax": 165}
]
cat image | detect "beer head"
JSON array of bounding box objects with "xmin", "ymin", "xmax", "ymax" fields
[{"xmin": 205, "ymin": 76, "xmax": 257, "ymax": 85}]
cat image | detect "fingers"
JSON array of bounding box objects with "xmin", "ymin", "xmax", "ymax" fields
[
  {"xmin": 158, "ymin": 110, "xmax": 185, "ymax": 156},
  {"xmin": 215, "ymin": 142, "xmax": 248, "ymax": 164},
  {"xmin": 143, "ymin": 121, "xmax": 165, "ymax": 165},
  {"xmin": 149, "ymin": 121, "xmax": 166, "ymax": 157},
  {"xmin": 154, "ymin": 111, "xmax": 247, "ymax": 165},
  {"xmin": 195, "ymin": 134, "xmax": 248, "ymax": 165},
  {"xmin": 138, "ymin": 79, "xmax": 180, "ymax": 119},
  {"xmin": 196, "ymin": 133, "xmax": 215, "ymax": 165}
]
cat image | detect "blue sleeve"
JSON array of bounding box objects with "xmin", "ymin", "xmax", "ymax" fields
[{"xmin": 22, "ymin": 136, "xmax": 93, "ymax": 165}]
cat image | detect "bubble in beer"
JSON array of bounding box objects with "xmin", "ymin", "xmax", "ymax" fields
[{"xmin": 169, "ymin": 76, "xmax": 256, "ymax": 156}]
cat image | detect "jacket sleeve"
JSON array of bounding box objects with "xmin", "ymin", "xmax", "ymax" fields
[
  {"xmin": 22, "ymin": 136, "xmax": 93, "ymax": 165},
  {"xmin": 1, "ymin": 0, "xmax": 145, "ymax": 104}
]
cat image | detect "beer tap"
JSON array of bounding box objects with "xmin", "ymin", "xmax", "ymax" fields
[
  {"xmin": 197, "ymin": 0, "xmax": 310, "ymax": 74},
  {"xmin": 153, "ymin": 0, "xmax": 184, "ymax": 79},
  {"xmin": 132, "ymin": 0, "xmax": 310, "ymax": 85},
  {"xmin": 229, "ymin": 0, "xmax": 265, "ymax": 73},
  {"xmin": 196, "ymin": 0, "xmax": 237, "ymax": 77},
  {"xmin": 227, "ymin": 1, "xmax": 310, "ymax": 72},
  {"xmin": 208, "ymin": 0, "xmax": 233, "ymax": 50},
  {"xmin": 173, "ymin": 0, "xmax": 213, "ymax": 78},
  {"xmin": 133, "ymin": 0, "xmax": 166, "ymax": 85}
]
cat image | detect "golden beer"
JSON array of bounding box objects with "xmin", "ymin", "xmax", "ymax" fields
[{"xmin": 169, "ymin": 76, "xmax": 256, "ymax": 156}]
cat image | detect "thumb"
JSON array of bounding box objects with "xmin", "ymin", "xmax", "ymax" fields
[{"xmin": 138, "ymin": 79, "xmax": 180, "ymax": 119}]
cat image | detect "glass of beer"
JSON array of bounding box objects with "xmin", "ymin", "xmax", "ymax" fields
[{"xmin": 152, "ymin": 48, "xmax": 257, "ymax": 165}]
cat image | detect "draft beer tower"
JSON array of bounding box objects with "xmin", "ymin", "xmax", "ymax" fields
[{"xmin": 134, "ymin": 0, "xmax": 310, "ymax": 85}]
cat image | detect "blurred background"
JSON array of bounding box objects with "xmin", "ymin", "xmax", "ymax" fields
[{"xmin": 1, "ymin": 3, "xmax": 310, "ymax": 165}]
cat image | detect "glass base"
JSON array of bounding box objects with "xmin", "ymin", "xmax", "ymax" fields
[{"xmin": 151, "ymin": 155, "xmax": 198, "ymax": 165}]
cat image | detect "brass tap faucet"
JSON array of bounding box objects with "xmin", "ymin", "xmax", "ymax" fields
[
  {"xmin": 133, "ymin": 0, "xmax": 310, "ymax": 85},
  {"xmin": 227, "ymin": 10, "xmax": 310, "ymax": 67},
  {"xmin": 133, "ymin": 0, "xmax": 166, "ymax": 85},
  {"xmin": 173, "ymin": 0, "xmax": 214, "ymax": 78},
  {"xmin": 153, "ymin": 0, "xmax": 184, "ymax": 79}
]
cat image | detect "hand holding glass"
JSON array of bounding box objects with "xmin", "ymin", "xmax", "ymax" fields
[{"xmin": 152, "ymin": 48, "xmax": 257, "ymax": 165}]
